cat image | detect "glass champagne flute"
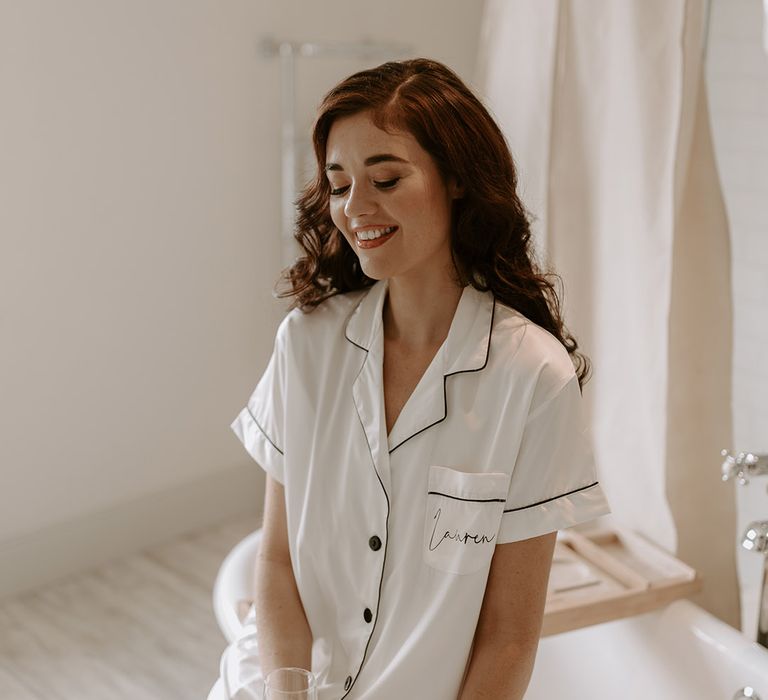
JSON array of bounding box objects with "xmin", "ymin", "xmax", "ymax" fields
[{"xmin": 263, "ymin": 667, "xmax": 317, "ymax": 700}]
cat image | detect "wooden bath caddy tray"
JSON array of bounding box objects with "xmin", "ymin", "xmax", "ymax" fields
[{"xmin": 541, "ymin": 526, "xmax": 701, "ymax": 636}]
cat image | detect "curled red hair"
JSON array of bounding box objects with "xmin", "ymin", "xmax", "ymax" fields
[{"xmin": 276, "ymin": 58, "xmax": 591, "ymax": 388}]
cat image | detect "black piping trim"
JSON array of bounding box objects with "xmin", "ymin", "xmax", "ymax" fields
[
  {"xmin": 343, "ymin": 283, "xmax": 378, "ymax": 352},
  {"xmin": 341, "ymin": 351, "xmax": 390, "ymax": 700},
  {"xmin": 246, "ymin": 406, "xmax": 284, "ymax": 456},
  {"xmin": 427, "ymin": 491, "xmax": 506, "ymax": 504},
  {"xmin": 503, "ymin": 481, "xmax": 599, "ymax": 514},
  {"xmin": 388, "ymin": 298, "xmax": 496, "ymax": 455},
  {"xmin": 345, "ymin": 334, "xmax": 367, "ymax": 352}
]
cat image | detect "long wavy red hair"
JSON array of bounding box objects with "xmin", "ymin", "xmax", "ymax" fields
[{"xmin": 276, "ymin": 57, "xmax": 591, "ymax": 388}]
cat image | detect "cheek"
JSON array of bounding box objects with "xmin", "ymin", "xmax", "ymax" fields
[{"xmin": 329, "ymin": 200, "xmax": 346, "ymax": 230}]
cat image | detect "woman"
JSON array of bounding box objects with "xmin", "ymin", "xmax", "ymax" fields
[{"xmin": 227, "ymin": 57, "xmax": 611, "ymax": 699}]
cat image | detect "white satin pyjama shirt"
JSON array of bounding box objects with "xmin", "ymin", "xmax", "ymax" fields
[{"xmin": 230, "ymin": 278, "xmax": 611, "ymax": 699}]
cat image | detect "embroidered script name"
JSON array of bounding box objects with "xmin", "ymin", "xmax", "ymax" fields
[{"xmin": 428, "ymin": 507, "xmax": 495, "ymax": 551}]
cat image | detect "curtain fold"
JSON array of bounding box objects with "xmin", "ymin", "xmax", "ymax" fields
[{"xmin": 476, "ymin": 0, "xmax": 738, "ymax": 625}]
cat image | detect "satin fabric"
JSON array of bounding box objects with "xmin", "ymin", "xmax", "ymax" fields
[{"xmin": 225, "ymin": 280, "xmax": 610, "ymax": 698}]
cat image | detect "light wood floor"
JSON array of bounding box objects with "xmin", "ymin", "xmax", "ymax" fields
[{"xmin": 0, "ymin": 513, "xmax": 260, "ymax": 700}]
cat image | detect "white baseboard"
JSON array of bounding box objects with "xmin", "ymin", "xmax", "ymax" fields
[{"xmin": 0, "ymin": 464, "xmax": 263, "ymax": 600}]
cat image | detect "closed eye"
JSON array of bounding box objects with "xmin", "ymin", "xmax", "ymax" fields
[{"xmin": 329, "ymin": 178, "xmax": 401, "ymax": 197}]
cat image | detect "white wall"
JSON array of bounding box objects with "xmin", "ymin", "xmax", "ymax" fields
[
  {"xmin": 706, "ymin": 0, "xmax": 768, "ymax": 637},
  {"xmin": 0, "ymin": 0, "xmax": 485, "ymax": 597}
]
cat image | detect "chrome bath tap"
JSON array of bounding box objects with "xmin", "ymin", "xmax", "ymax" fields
[
  {"xmin": 722, "ymin": 450, "xmax": 768, "ymax": 486},
  {"xmin": 741, "ymin": 520, "xmax": 768, "ymax": 648},
  {"xmin": 722, "ymin": 450, "xmax": 768, "ymax": 650}
]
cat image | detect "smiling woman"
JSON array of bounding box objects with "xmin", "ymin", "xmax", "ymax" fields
[
  {"xmin": 323, "ymin": 113, "xmax": 461, "ymax": 285},
  {"xmin": 223, "ymin": 57, "xmax": 611, "ymax": 700}
]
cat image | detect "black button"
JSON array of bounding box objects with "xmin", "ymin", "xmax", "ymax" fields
[
  {"xmin": 368, "ymin": 535, "xmax": 382, "ymax": 551},
  {"xmin": 344, "ymin": 675, "xmax": 352, "ymax": 691},
  {"xmin": 363, "ymin": 607, "xmax": 373, "ymax": 623}
]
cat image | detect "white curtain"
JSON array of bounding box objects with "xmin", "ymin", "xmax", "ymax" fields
[{"xmin": 476, "ymin": 0, "xmax": 739, "ymax": 626}]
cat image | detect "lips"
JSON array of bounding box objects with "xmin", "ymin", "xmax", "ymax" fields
[
  {"xmin": 354, "ymin": 226, "xmax": 398, "ymax": 249},
  {"xmin": 354, "ymin": 225, "xmax": 398, "ymax": 241}
]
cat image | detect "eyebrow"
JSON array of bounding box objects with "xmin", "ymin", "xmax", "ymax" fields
[{"xmin": 324, "ymin": 154, "xmax": 409, "ymax": 171}]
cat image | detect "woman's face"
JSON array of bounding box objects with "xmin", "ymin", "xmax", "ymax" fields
[{"xmin": 325, "ymin": 111, "xmax": 462, "ymax": 284}]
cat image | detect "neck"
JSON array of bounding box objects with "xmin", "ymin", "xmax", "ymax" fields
[{"xmin": 383, "ymin": 271, "xmax": 464, "ymax": 349}]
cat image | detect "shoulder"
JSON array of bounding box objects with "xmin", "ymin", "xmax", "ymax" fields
[
  {"xmin": 275, "ymin": 288, "xmax": 369, "ymax": 348},
  {"xmin": 490, "ymin": 299, "xmax": 578, "ymax": 406}
]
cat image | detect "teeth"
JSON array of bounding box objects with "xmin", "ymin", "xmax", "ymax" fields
[{"xmin": 356, "ymin": 226, "xmax": 396, "ymax": 241}]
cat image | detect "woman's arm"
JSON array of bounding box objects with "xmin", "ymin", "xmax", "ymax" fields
[
  {"xmin": 254, "ymin": 474, "xmax": 313, "ymax": 678},
  {"xmin": 458, "ymin": 531, "xmax": 557, "ymax": 699}
]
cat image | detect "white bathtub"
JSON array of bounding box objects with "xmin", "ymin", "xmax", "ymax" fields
[{"xmin": 526, "ymin": 599, "xmax": 768, "ymax": 700}]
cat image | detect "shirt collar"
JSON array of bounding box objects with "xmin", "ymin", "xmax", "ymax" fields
[{"xmin": 344, "ymin": 278, "xmax": 495, "ymax": 375}]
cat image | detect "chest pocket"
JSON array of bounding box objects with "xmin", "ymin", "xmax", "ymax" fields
[{"xmin": 423, "ymin": 465, "xmax": 511, "ymax": 575}]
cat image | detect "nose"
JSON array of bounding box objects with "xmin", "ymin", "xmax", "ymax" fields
[{"xmin": 344, "ymin": 182, "xmax": 378, "ymax": 219}]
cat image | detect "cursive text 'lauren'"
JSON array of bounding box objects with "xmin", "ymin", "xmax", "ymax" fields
[{"xmin": 428, "ymin": 507, "xmax": 496, "ymax": 551}]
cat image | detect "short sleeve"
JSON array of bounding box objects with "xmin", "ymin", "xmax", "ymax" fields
[
  {"xmin": 497, "ymin": 374, "xmax": 611, "ymax": 543},
  {"xmin": 230, "ymin": 321, "xmax": 287, "ymax": 484}
]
